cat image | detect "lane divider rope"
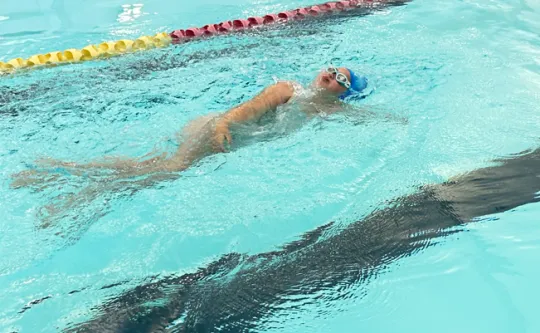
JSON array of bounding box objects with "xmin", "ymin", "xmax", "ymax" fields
[{"xmin": 0, "ymin": 0, "xmax": 379, "ymax": 74}]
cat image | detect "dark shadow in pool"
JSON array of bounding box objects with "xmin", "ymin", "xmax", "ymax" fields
[{"xmin": 63, "ymin": 147, "xmax": 540, "ymax": 332}]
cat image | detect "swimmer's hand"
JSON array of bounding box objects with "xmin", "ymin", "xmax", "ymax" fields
[{"xmin": 213, "ymin": 119, "xmax": 232, "ymax": 152}]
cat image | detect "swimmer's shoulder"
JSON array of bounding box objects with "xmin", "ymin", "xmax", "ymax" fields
[{"xmin": 271, "ymin": 80, "xmax": 296, "ymax": 104}]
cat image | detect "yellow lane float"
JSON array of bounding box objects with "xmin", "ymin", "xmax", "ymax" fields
[{"xmin": 0, "ymin": 31, "xmax": 171, "ymax": 74}]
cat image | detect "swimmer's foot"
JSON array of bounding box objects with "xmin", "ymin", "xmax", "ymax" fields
[
  {"xmin": 10, "ymin": 170, "xmax": 62, "ymax": 190},
  {"xmin": 36, "ymin": 185, "xmax": 102, "ymax": 229},
  {"xmin": 38, "ymin": 204, "xmax": 60, "ymax": 229}
]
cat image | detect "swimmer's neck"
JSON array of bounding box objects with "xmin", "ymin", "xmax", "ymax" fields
[
  {"xmin": 305, "ymin": 84, "xmax": 342, "ymax": 104},
  {"xmin": 292, "ymin": 84, "xmax": 344, "ymax": 116}
]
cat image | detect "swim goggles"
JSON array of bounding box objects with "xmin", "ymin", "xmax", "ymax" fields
[{"xmin": 325, "ymin": 66, "xmax": 351, "ymax": 89}]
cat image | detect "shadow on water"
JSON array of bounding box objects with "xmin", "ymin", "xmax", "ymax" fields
[{"xmin": 58, "ymin": 147, "xmax": 540, "ymax": 332}]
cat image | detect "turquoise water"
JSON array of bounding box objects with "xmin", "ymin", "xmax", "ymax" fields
[{"xmin": 1, "ymin": 0, "xmax": 540, "ymax": 332}]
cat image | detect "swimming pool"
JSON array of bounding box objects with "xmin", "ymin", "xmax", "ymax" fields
[{"xmin": 1, "ymin": 0, "xmax": 540, "ymax": 332}]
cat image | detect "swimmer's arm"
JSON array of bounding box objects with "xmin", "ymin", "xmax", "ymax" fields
[
  {"xmin": 212, "ymin": 81, "xmax": 294, "ymax": 151},
  {"xmin": 221, "ymin": 81, "xmax": 294, "ymax": 123}
]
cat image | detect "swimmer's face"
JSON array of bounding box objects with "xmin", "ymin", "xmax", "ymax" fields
[{"xmin": 314, "ymin": 67, "xmax": 350, "ymax": 96}]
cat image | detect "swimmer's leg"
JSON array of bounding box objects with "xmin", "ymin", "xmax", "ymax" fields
[
  {"xmin": 39, "ymin": 171, "xmax": 180, "ymax": 229},
  {"xmin": 33, "ymin": 114, "xmax": 221, "ymax": 177},
  {"xmin": 12, "ymin": 145, "xmax": 191, "ymax": 191},
  {"xmin": 36, "ymin": 153, "xmax": 169, "ymax": 174},
  {"xmin": 10, "ymin": 163, "xmax": 109, "ymax": 191},
  {"xmin": 165, "ymin": 114, "xmax": 221, "ymax": 169},
  {"xmin": 15, "ymin": 114, "xmax": 221, "ymax": 230},
  {"xmin": 35, "ymin": 118, "xmax": 220, "ymax": 228},
  {"xmin": 37, "ymin": 128, "xmax": 217, "ymax": 228}
]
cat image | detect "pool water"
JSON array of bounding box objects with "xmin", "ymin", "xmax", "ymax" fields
[{"xmin": 1, "ymin": 0, "xmax": 540, "ymax": 332}]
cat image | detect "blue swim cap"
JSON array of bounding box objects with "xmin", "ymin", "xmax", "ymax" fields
[{"xmin": 339, "ymin": 68, "xmax": 368, "ymax": 100}]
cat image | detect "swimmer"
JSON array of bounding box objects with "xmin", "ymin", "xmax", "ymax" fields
[
  {"xmin": 10, "ymin": 65, "xmax": 373, "ymax": 227},
  {"xmin": 13, "ymin": 65, "xmax": 369, "ymax": 182}
]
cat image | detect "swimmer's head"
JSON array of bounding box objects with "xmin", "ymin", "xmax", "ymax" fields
[{"xmin": 313, "ymin": 66, "xmax": 368, "ymax": 100}]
